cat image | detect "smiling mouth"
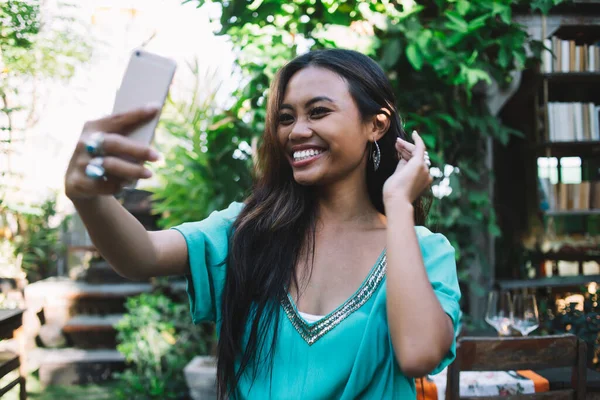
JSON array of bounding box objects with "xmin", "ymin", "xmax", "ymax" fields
[{"xmin": 292, "ymin": 149, "xmax": 326, "ymax": 162}]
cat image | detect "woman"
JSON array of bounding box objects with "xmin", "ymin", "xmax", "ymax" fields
[{"xmin": 65, "ymin": 49, "xmax": 460, "ymax": 399}]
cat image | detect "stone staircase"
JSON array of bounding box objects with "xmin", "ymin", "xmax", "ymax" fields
[
  {"xmin": 24, "ymin": 275, "xmax": 187, "ymax": 385},
  {"xmin": 25, "ymin": 277, "xmax": 143, "ymax": 385},
  {"xmin": 21, "ymin": 189, "xmax": 187, "ymax": 386}
]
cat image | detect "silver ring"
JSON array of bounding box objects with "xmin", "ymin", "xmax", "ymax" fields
[
  {"xmin": 85, "ymin": 157, "xmax": 106, "ymax": 180},
  {"xmin": 84, "ymin": 132, "xmax": 105, "ymax": 156}
]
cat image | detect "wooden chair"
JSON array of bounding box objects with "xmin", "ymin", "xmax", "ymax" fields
[
  {"xmin": 0, "ymin": 309, "xmax": 26, "ymax": 399},
  {"xmin": 446, "ymin": 334, "xmax": 586, "ymax": 400},
  {"xmin": 0, "ymin": 351, "xmax": 25, "ymax": 399}
]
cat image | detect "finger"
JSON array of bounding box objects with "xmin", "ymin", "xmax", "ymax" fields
[
  {"xmin": 411, "ymin": 130, "xmax": 426, "ymax": 162},
  {"xmin": 103, "ymin": 156, "xmax": 153, "ymax": 180},
  {"xmin": 396, "ymin": 137, "xmax": 416, "ymax": 153},
  {"xmin": 395, "ymin": 140, "xmax": 414, "ymax": 161},
  {"xmin": 84, "ymin": 105, "xmax": 160, "ymax": 134},
  {"xmin": 77, "ymin": 156, "xmax": 152, "ymax": 181},
  {"xmin": 99, "ymin": 133, "xmax": 160, "ymax": 162}
]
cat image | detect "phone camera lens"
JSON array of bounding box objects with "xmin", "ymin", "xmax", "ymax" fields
[{"xmin": 135, "ymin": 51, "xmax": 140, "ymax": 56}]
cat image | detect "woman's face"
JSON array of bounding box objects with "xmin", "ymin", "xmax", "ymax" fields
[{"xmin": 277, "ymin": 66, "xmax": 374, "ymax": 186}]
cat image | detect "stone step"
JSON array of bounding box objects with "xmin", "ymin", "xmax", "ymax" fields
[
  {"xmin": 23, "ymin": 277, "xmax": 186, "ymax": 351},
  {"xmin": 83, "ymin": 260, "xmax": 131, "ymax": 284},
  {"xmin": 25, "ymin": 278, "xmax": 154, "ymax": 325},
  {"xmin": 185, "ymin": 356, "xmax": 217, "ymax": 400},
  {"xmin": 62, "ymin": 314, "xmax": 123, "ymax": 349},
  {"xmin": 31, "ymin": 348, "xmax": 126, "ymax": 386}
]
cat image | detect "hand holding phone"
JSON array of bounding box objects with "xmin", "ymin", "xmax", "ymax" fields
[
  {"xmin": 112, "ymin": 49, "xmax": 176, "ymax": 188},
  {"xmin": 112, "ymin": 49, "xmax": 177, "ymax": 146},
  {"xmin": 65, "ymin": 49, "xmax": 177, "ymax": 199}
]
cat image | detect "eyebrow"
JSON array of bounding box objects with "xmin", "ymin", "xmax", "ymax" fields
[{"xmin": 280, "ymin": 96, "xmax": 335, "ymax": 111}]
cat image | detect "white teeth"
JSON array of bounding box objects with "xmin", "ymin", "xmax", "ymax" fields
[{"xmin": 293, "ymin": 149, "xmax": 324, "ymax": 161}]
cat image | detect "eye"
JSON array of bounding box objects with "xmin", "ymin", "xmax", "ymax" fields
[
  {"xmin": 278, "ymin": 113, "xmax": 294, "ymax": 125},
  {"xmin": 309, "ymin": 106, "xmax": 330, "ymax": 118}
]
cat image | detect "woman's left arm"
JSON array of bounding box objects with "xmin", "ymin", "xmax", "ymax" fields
[
  {"xmin": 386, "ymin": 204, "xmax": 454, "ymax": 377},
  {"xmin": 383, "ymin": 132, "xmax": 456, "ymax": 377}
]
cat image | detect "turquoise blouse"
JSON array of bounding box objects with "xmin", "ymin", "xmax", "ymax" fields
[{"xmin": 173, "ymin": 202, "xmax": 461, "ymax": 399}]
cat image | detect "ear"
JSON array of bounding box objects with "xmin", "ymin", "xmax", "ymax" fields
[{"xmin": 366, "ymin": 110, "xmax": 391, "ymax": 142}]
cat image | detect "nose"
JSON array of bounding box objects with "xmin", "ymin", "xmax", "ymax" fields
[{"xmin": 288, "ymin": 119, "xmax": 313, "ymax": 141}]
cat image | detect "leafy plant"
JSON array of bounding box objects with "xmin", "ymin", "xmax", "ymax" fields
[
  {"xmin": 179, "ymin": 0, "xmax": 566, "ymax": 316},
  {"xmin": 539, "ymin": 288, "xmax": 600, "ymax": 369},
  {"xmin": 114, "ymin": 291, "xmax": 213, "ymax": 400},
  {"xmin": 0, "ymin": 1, "xmax": 90, "ymax": 283},
  {"xmin": 0, "ymin": 197, "xmax": 65, "ymax": 283},
  {"xmin": 0, "ymin": 0, "xmax": 40, "ymax": 51},
  {"xmin": 152, "ymin": 60, "xmax": 254, "ymax": 227}
]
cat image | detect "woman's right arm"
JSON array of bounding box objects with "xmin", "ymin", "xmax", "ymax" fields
[{"xmin": 65, "ymin": 108, "xmax": 189, "ymax": 280}]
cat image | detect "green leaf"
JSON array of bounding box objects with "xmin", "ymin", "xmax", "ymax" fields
[
  {"xmin": 513, "ymin": 49, "xmax": 526, "ymax": 69},
  {"xmin": 530, "ymin": 0, "xmax": 555, "ymax": 14},
  {"xmin": 381, "ymin": 40, "xmax": 402, "ymax": 69},
  {"xmin": 445, "ymin": 11, "xmax": 468, "ymax": 32},
  {"xmin": 457, "ymin": 161, "xmax": 480, "ymax": 181},
  {"xmin": 492, "ymin": 3, "xmax": 511, "ymax": 24},
  {"xmin": 464, "ymin": 67, "xmax": 491, "ymax": 90},
  {"xmin": 468, "ymin": 191, "xmax": 489, "ymax": 205},
  {"xmin": 415, "ymin": 29, "xmax": 432, "ymax": 50},
  {"xmin": 498, "ymin": 46, "xmax": 509, "ymax": 68},
  {"xmin": 437, "ymin": 114, "xmax": 461, "ymax": 129},
  {"xmin": 455, "ymin": 0, "xmax": 471, "ymax": 16},
  {"xmin": 406, "ymin": 43, "xmax": 423, "ymax": 70},
  {"xmin": 507, "ymin": 127, "xmax": 525, "ymax": 138},
  {"xmin": 247, "ymin": 0, "xmax": 264, "ymax": 11},
  {"xmin": 467, "ymin": 14, "xmax": 489, "ymax": 32},
  {"xmin": 445, "ymin": 32, "xmax": 465, "ymax": 48},
  {"xmin": 421, "ymin": 133, "xmax": 436, "ymax": 148}
]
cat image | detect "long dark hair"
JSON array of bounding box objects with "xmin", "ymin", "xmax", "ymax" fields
[{"xmin": 217, "ymin": 49, "xmax": 430, "ymax": 398}]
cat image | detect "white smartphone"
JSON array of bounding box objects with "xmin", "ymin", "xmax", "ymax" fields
[{"xmin": 112, "ymin": 49, "xmax": 177, "ymax": 146}]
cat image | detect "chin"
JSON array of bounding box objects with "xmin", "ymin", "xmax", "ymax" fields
[{"xmin": 292, "ymin": 172, "xmax": 321, "ymax": 186}]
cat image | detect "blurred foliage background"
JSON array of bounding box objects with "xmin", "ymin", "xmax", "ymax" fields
[
  {"xmin": 1, "ymin": 0, "xmax": 90, "ymax": 285},
  {"xmin": 154, "ymin": 0, "xmax": 566, "ymax": 319}
]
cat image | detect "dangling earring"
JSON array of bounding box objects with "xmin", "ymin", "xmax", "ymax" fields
[{"xmin": 372, "ymin": 140, "xmax": 381, "ymax": 171}]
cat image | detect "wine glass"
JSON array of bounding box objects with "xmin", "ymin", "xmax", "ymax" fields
[
  {"xmin": 512, "ymin": 294, "xmax": 539, "ymax": 336},
  {"xmin": 485, "ymin": 291, "xmax": 513, "ymax": 336}
]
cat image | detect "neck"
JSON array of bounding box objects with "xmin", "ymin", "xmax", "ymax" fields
[{"xmin": 315, "ymin": 165, "xmax": 382, "ymax": 227}]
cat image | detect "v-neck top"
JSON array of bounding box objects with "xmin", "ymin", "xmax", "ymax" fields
[
  {"xmin": 298, "ymin": 311, "xmax": 324, "ymax": 323},
  {"xmin": 173, "ymin": 202, "xmax": 461, "ymax": 400}
]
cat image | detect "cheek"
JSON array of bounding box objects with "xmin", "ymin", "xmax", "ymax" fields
[
  {"xmin": 329, "ymin": 134, "xmax": 368, "ymax": 162},
  {"xmin": 277, "ymin": 126, "xmax": 290, "ymax": 146}
]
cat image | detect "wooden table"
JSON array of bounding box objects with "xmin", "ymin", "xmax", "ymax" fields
[
  {"xmin": 418, "ymin": 367, "xmax": 600, "ymax": 399},
  {"xmin": 452, "ymin": 330, "xmax": 600, "ymax": 397},
  {"xmin": 0, "ymin": 309, "xmax": 24, "ymax": 340},
  {"xmin": 535, "ymin": 367, "xmax": 600, "ymax": 399}
]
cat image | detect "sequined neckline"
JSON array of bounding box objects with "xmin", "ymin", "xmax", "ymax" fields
[{"xmin": 281, "ymin": 251, "xmax": 387, "ymax": 346}]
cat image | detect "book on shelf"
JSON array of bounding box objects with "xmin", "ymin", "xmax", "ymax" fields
[
  {"xmin": 541, "ymin": 181, "xmax": 600, "ymax": 211},
  {"xmin": 547, "ymin": 102, "xmax": 600, "ymax": 142},
  {"xmin": 544, "ymin": 38, "xmax": 600, "ymax": 73}
]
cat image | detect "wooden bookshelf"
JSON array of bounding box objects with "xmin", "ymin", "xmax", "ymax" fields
[
  {"xmin": 529, "ymin": 250, "xmax": 600, "ymax": 262},
  {"xmin": 544, "ymin": 209, "xmax": 600, "ymax": 216},
  {"xmin": 511, "ymin": 10, "xmax": 600, "ymax": 288},
  {"xmin": 535, "ymin": 140, "xmax": 600, "ymax": 157},
  {"xmin": 544, "ymin": 72, "xmax": 600, "ymax": 83},
  {"xmin": 498, "ymin": 274, "xmax": 600, "ymax": 290}
]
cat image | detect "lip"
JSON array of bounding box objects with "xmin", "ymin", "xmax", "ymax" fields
[
  {"xmin": 289, "ymin": 144, "xmax": 327, "ymax": 153},
  {"xmin": 290, "ymin": 150, "xmax": 326, "ymax": 168},
  {"xmin": 288, "ymin": 145, "xmax": 327, "ymax": 168}
]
